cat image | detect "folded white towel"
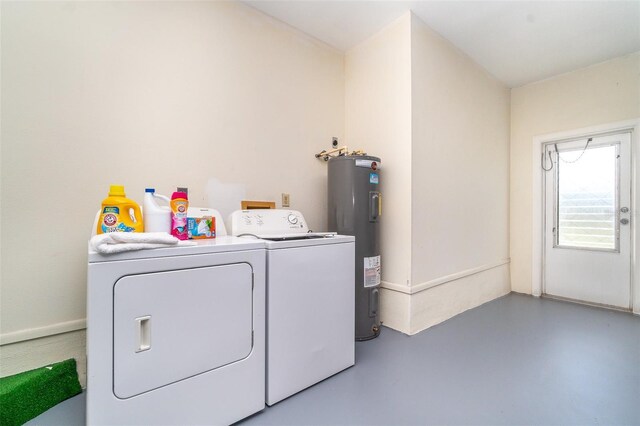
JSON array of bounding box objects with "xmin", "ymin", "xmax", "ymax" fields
[{"xmin": 90, "ymin": 232, "xmax": 196, "ymax": 254}]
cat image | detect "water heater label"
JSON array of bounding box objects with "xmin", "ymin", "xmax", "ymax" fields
[
  {"xmin": 369, "ymin": 173, "xmax": 379, "ymax": 184},
  {"xmin": 356, "ymin": 159, "xmax": 381, "ymax": 169},
  {"xmin": 364, "ymin": 256, "xmax": 381, "ymax": 287}
]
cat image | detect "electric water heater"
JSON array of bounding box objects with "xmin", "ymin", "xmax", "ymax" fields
[{"xmin": 328, "ymin": 155, "xmax": 381, "ymax": 341}]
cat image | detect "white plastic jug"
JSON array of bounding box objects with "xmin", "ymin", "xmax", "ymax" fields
[{"xmin": 143, "ymin": 188, "xmax": 171, "ymax": 233}]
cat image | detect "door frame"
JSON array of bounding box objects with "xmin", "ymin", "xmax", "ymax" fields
[{"xmin": 531, "ymin": 118, "xmax": 640, "ymax": 313}]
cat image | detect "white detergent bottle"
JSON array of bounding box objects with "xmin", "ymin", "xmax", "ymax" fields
[{"xmin": 143, "ymin": 188, "xmax": 171, "ymax": 233}]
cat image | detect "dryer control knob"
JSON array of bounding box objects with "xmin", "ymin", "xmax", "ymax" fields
[{"xmin": 287, "ymin": 214, "xmax": 298, "ymax": 225}]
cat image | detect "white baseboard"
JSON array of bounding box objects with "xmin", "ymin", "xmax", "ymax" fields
[
  {"xmin": 408, "ymin": 263, "xmax": 511, "ymax": 334},
  {"xmin": 0, "ymin": 329, "xmax": 87, "ymax": 388},
  {"xmin": 0, "ymin": 319, "xmax": 86, "ymax": 345},
  {"xmin": 380, "ymin": 262, "xmax": 511, "ymax": 335},
  {"xmin": 381, "ymin": 258, "xmax": 510, "ymax": 295},
  {"xmin": 379, "ymin": 288, "xmax": 411, "ymax": 334}
]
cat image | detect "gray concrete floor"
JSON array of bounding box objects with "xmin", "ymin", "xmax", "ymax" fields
[{"xmin": 27, "ymin": 293, "xmax": 640, "ymax": 425}]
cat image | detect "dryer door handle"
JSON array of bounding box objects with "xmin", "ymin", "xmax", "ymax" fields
[{"xmin": 135, "ymin": 316, "xmax": 151, "ymax": 353}]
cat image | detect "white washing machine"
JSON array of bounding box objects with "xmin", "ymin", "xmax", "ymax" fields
[
  {"xmin": 87, "ymin": 217, "xmax": 266, "ymax": 425},
  {"xmin": 230, "ymin": 209, "xmax": 355, "ymax": 406}
]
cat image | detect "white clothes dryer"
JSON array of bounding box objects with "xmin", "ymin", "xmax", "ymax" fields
[
  {"xmin": 230, "ymin": 209, "xmax": 355, "ymax": 406},
  {"xmin": 86, "ymin": 233, "xmax": 266, "ymax": 425}
]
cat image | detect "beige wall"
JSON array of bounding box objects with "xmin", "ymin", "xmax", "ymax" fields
[
  {"xmin": 409, "ymin": 16, "xmax": 510, "ymax": 334},
  {"xmin": 347, "ymin": 13, "xmax": 511, "ymax": 334},
  {"xmin": 345, "ymin": 12, "xmax": 413, "ymax": 288},
  {"xmin": 0, "ymin": 0, "xmax": 344, "ymax": 352},
  {"xmin": 510, "ymin": 53, "xmax": 640, "ymax": 294},
  {"xmin": 410, "ymin": 15, "xmax": 510, "ymax": 284},
  {"xmin": 406, "ymin": 15, "xmax": 511, "ymax": 334}
]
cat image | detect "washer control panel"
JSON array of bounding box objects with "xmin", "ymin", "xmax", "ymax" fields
[{"xmin": 230, "ymin": 209, "xmax": 309, "ymax": 236}]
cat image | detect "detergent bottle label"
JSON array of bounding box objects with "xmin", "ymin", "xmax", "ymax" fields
[
  {"xmin": 101, "ymin": 206, "xmax": 135, "ymax": 233},
  {"xmin": 171, "ymin": 199, "xmax": 189, "ymax": 240}
]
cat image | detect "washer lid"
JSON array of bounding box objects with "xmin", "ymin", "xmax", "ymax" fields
[
  {"xmin": 258, "ymin": 232, "xmax": 336, "ymax": 241},
  {"xmin": 260, "ymin": 234, "xmax": 354, "ymax": 249}
]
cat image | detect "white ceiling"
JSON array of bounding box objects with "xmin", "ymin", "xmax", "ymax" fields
[{"xmin": 244, "ymin": 1, "xmax": 640, "ymax": 87}]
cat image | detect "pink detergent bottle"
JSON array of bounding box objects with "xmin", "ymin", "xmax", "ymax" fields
[{"xmin": 170, "ymin": 191, "xmax": 189, "ymax": 240}]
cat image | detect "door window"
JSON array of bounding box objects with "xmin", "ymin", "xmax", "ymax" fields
[{"xmin": 555, "ymin": 144, "xmax": 618, "ymax": 251}]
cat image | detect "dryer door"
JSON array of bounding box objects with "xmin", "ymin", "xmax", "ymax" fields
[{"xmin": 113, "ymin": 263, "xmax": 253, "ymax": 399}]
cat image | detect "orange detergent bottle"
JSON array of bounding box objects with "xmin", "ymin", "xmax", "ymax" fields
[{"xmin": 97, "ymin": 185, "xmax": 144, "ymax": 234}]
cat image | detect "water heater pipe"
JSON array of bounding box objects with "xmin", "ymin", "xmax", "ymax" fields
[
  {"xmin": 315, "ymin": 146, "xmax": 349, "ymax": 161},
  {"xmin": 315, "ymin": 147, "xmax": 368, "ymax": 162}
]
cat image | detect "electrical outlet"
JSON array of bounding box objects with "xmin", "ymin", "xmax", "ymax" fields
[{"xmin": 282, "ymin": 193, "xmax": 290, "ymax": 207}]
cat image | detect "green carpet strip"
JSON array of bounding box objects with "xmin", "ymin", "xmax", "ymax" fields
[{"xmin": 0, "ymin": 358, "xmax": 81, "ymax": 426}]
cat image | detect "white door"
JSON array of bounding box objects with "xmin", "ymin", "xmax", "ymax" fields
[{"xmin": 544, "ymin": 131, "xmax": 632, "ymax": 309}]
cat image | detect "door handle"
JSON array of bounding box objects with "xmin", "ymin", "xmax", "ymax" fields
[
  {"xmin": 135, "ymin": 316, "xmax": 151, "ymax": 353},
  {"xmin": 369, "ymin": 192, "xmax": 380, "ymax": 222}
]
